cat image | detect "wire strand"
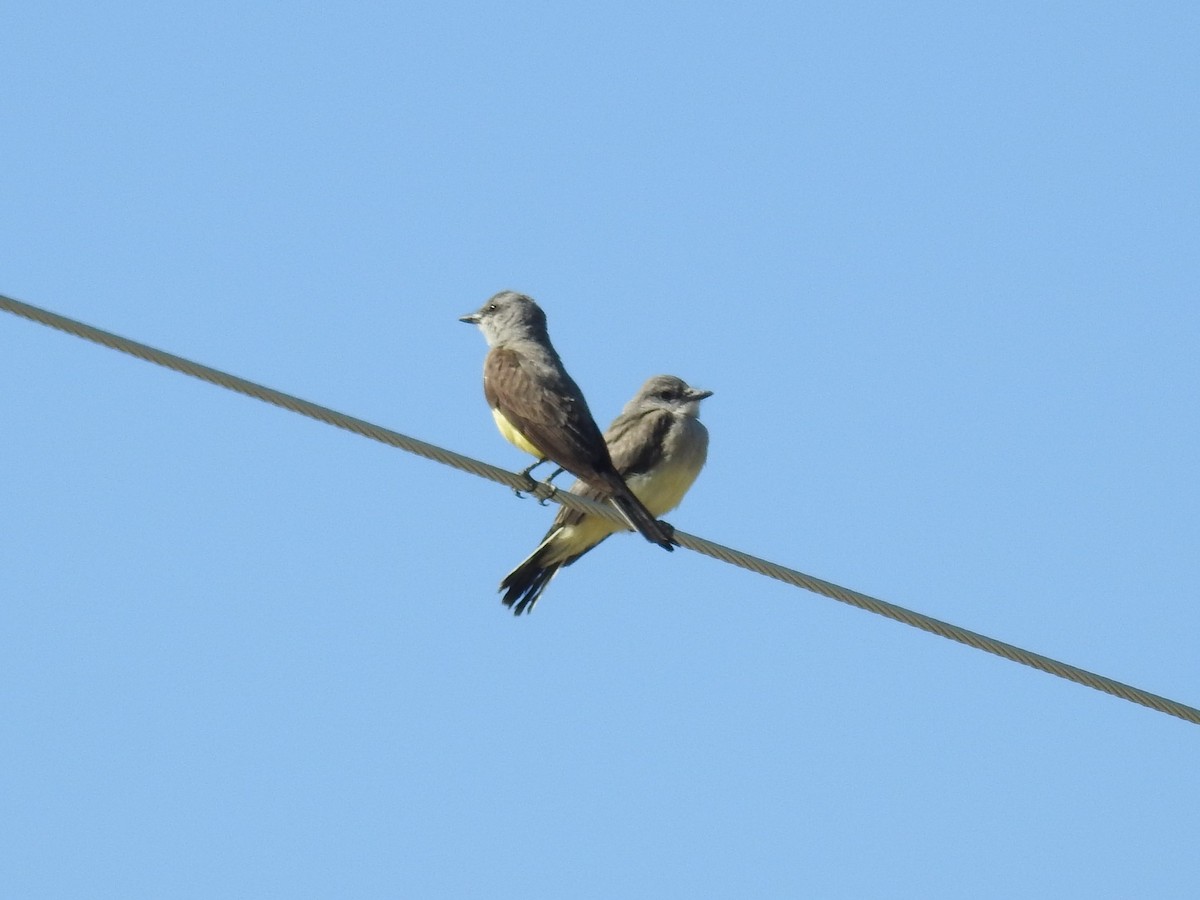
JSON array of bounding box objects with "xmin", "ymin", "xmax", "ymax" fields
[{"xmin": 3, "ymin": 292, "xmax": 1196, "ymax": 726}]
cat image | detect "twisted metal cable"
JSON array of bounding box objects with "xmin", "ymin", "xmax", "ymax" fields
[
  {"xmin": 673, "ymin": 533, "xmax": 1196, "ymax": 722},
  {"xmin": 3, "ymin": 292, "xmax": 1197, "ymax": 726}
]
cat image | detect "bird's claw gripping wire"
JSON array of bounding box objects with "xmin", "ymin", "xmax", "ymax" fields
[
  {"xmin": 536, "ymin": 467, "xmax": 565, "ymax": 505},
  {"xmin": 513, "ymin": 460, "xmax": 567, "ymax": 503},
  {"xmin": 513, "ymin": 472, "xmax": 560, "ymax": 506},
  {"xmin": 513, "ymin": 458, "xmax": 550, "ymax": 499}
]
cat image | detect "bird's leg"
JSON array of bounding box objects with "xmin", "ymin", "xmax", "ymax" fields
[
  {"xmin": 536, "ymin": 467, "xmax": 565, "ymax": 505},
  {"xmin": 514, "ymin": 457, "xmax": 550, "ymax": 497}
]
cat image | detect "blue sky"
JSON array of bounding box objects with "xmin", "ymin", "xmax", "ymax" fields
[{"xmin": 3, "ymin": 2, "xmax": 1198, "ymax": 897}]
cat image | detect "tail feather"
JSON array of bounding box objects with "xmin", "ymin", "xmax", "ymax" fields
[
  {"xmin": 500, "ymin": 544, "xmax": 564, "ymax": 615},
  {"xmin": 501, "ymin": 540, "xmax": 566, "ymax": 619},
  {"xmin": 607, "ymin": 483, "xmax": 676, "ymax": 551},
  {"xmin": 500, "ymin": 522, "xmax": 618, "ymax": 614}
]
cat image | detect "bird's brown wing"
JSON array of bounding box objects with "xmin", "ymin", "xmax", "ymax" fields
[
  {"xmin": 486, "ymin": 349, "xmax": 675, "ymax": 549},
  {"xmin": 483, "ymin": 347, "xmax": 610, "ymax": 480}
]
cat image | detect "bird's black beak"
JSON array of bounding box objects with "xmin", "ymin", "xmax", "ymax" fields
[
  {"xmin": 689, "ymin": 388, "xmax": 714, "ymax": 401},
  {"xmin": 459, "ymin": 312, "xmax": 481, "ymax": 324}
]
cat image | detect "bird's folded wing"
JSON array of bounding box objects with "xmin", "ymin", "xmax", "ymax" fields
[
  {"xmin": 483, "ymin": 347, "xmax": 609, "ymax": 477},
  {"xmin": 604, "ymin": 408, "xmax": 672, "ymax": 478}
]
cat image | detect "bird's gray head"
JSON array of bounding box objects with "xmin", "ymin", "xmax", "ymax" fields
[
  {"xmin": 459, "ymin": 291, "xmax": 550, "ymax": 347},
  {"xmin": 630, "ymin": 375, "xmax": 713, "ymax": 418}
]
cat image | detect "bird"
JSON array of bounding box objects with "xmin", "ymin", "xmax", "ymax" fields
[
  {"xmin": 499, "ymin": 374, "xmax": 712, "ymax": 614},
  {"xmin": 460, "ymin": 290, "xmax": 676, "ymax": 550}
]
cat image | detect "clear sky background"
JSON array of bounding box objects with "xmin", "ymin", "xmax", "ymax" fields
[{"xmin": 3, "ymin": 2, "xmax": 1198, "ymax": 897}]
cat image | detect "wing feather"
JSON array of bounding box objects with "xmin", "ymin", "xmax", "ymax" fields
[
  {"xmin": 605, "ymin": 408, "xmax": 672, "ymax": 478},
  {"xmin": 483, "ymin": 348, "xmax": 610, "ymax": 479}
]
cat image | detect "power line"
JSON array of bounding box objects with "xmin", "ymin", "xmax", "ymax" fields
[{"xmin": 3, "ymin": 291, "xmax": 1197, "ymax": 726}]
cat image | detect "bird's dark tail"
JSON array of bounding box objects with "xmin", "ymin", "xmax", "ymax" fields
[
  {"xmin": 500, "ymin": 545, "xmax": 564, "ymax": 615},
  {"xmin": 603, "ymin": 478, "xmax": 676, "ymax": 551},
  {"xmin": 500, "ymin": 520, "xmax": 618, "ymax": 615}
]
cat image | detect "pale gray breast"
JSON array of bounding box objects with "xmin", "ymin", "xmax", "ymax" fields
[
  {"xmin": 627, "ymin": 413, "xmax": 709, "ymax": 517},
  {"xmin": 661, "ymin": 414, "xmax": 709, "ymax": 471}
]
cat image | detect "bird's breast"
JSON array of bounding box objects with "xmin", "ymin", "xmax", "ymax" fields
[
  {"xmin": 492, "ymin": 407, "xmax": 544, "ymax": 457},
  {"xmin": 626, "ymin": 419, "xmax": 709, "ymax": 517}
]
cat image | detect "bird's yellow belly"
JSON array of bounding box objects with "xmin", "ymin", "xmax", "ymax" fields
[
  {"xmin": 492, "ymin": 407, "xmax": 544, "ymax": 458},
  {"xmin": 628, "ymin": 456, "xmax": 701, "ymax": 517},
  {"xmin": 551, "ymin": 458, "xmax": 700, "ymax": 559}
]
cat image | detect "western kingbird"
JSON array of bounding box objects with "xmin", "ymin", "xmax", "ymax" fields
[
  {"xmin": 499, "ymin": 374, "xmax": 712, "ymax": 614},
  {"xmin": 460, "ymin": 291, "xmax": 675, "ymax": 550}
]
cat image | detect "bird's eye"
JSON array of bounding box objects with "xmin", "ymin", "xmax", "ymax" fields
[{"xmin": 487, "ymin": 304, "xmax": 498, "ymax": 312}]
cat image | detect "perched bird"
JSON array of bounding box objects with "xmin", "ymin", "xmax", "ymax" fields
[
  {"xmin": 500, "ymin": 374, "xmax": 712, "ymax": 614},
  {"xmin": 460, "ymin": 291, "xmax": 675, "ymax": 550}
]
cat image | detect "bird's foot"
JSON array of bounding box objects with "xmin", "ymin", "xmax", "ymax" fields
[
  {"xmin": 525, "ymin": 468, "xmax": 566, "ymax": 504},
  {"xmin": 658, "ymin": 519, "xmax": 678, "ymax": 546},
  {"xmin": 513, "ymin": 458, "xmax": 550, "ymax": 498}
]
